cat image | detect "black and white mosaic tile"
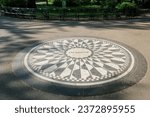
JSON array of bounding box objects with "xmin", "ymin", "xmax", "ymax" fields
[
  {"xmin": 12, "ymin": 37, "xmax": 147, "ymax": 95},
  {"xmin": 24, "ymin": 37, "xmax": 134, "ymax": 86}
]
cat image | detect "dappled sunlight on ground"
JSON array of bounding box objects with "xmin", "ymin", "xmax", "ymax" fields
[{"xmin": 0, "ymin": 16, "xmax": 149, "ymax": 99}]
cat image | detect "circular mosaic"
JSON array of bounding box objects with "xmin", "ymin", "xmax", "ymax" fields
[{"xmin": 24, "ymin": 37, "xmax": 134, "ymax": 86}]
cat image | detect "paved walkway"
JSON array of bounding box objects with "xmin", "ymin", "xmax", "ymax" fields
[{"xmin": 0, "ymin": 16, "xmax": 150, "ymax": 99}]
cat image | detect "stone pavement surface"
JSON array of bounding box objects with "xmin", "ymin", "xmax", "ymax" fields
[{"xmin": 0, "ymin": 16, "xmax": 150, "ymax": 99}]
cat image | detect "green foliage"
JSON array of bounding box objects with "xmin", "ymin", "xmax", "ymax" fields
[
  {"xmin": 80, "ymin": 0, "xmax": 91, "ymax": 5},
  {"xmin": 90, "ymin": 0, "xmax": 118, "ymax": 7},
  {"xmin": 116, "ymin": 1, "xmax": 138, "ymax": 16},
  {"xmin": 116, "ymin": 1, "xmax": 137, "ymax": 11},
  {"xmin": 52, "ymin": 0, "xmax": 62, "ymax": 7},
  {"xmin": 0, "ymin": 0, "xmax": 5, "ymax": 6},
  {"xmin": 67, "ymin": 0, "xmax": 80, "ymax": 7},
  {"xmin": 52, "ymin": 0, "xmax": 79, "ymax": 7},
  {"xmin": 102, "ymin": 0, "xmax": 117, "ymax": 9},
  {"xmin": 52, "ymin": 0, "xmax": 93, "ymax": 7},
  {"xmin": 90, "ymin": 0, "xmax": 103, "ymax": 5},
  {"xmin": 1, "ymin": 0, "xmax": 26, "ymax": 7}
]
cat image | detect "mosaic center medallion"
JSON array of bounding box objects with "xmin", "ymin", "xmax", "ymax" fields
[
  {"xmin": 24, "ymin": 37, "xmax": 135, "ymax": 86},
  {"xmin": 66, "ymin": 48, "xmax": 92, "ymax": 58}
]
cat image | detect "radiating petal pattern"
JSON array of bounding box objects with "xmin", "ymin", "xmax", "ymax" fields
[{"xmin": 24, "ymin": 37, "xmax": 133, "ymax": 85}]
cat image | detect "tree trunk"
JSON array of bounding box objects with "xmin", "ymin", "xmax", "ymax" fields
[
  {"xmin": 46, "ymin": 0, "xmax": 48, "ymax": 6},
  {"xmin": 142, "ymin": 0, "xmax": 145, "ymax": 4},
  {"xmin": 27, "ymin": 0, "xmax": 36, "ymax": 8}
]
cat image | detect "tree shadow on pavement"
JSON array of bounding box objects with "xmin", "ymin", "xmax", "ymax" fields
[{"xmin": 0, "ymin": 16, "xmax": 149, "ymax": 99}]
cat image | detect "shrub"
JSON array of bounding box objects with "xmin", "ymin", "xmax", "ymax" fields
[
  {"xmin": 67, "ymin": 0, "xmax": 80, "ymax": 7},
  {"xmin": 53, "ymin": 0, "xmax": 80, "ymax": 7},
  {"xmin": 80, "ymin": 0, "xmax": 91, "ymax": 5},
  {"xmin": 52, "ymin": 0, "xmax": 92, "ymax": 7},
  {"xmin": 103, "ymin": 0, "xmax": 117, "ymax": 9},
  {"xmin": 93, "ymin": 0, "xmax": 101, "ymax": 5},
  {"xmin": 1, "ymin": 0, "xmax": 26, "ymax": 7},
  {"xmin": 116, "ymin": 1, "xmax": 138, "ymax": 16},
  {"xmin": 52, "ymin": 0, "xmax": 62, "ymax": 7},
  {"xmin": 116, "ymin": 1, "xmax": 137, "ymax": 11}
]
